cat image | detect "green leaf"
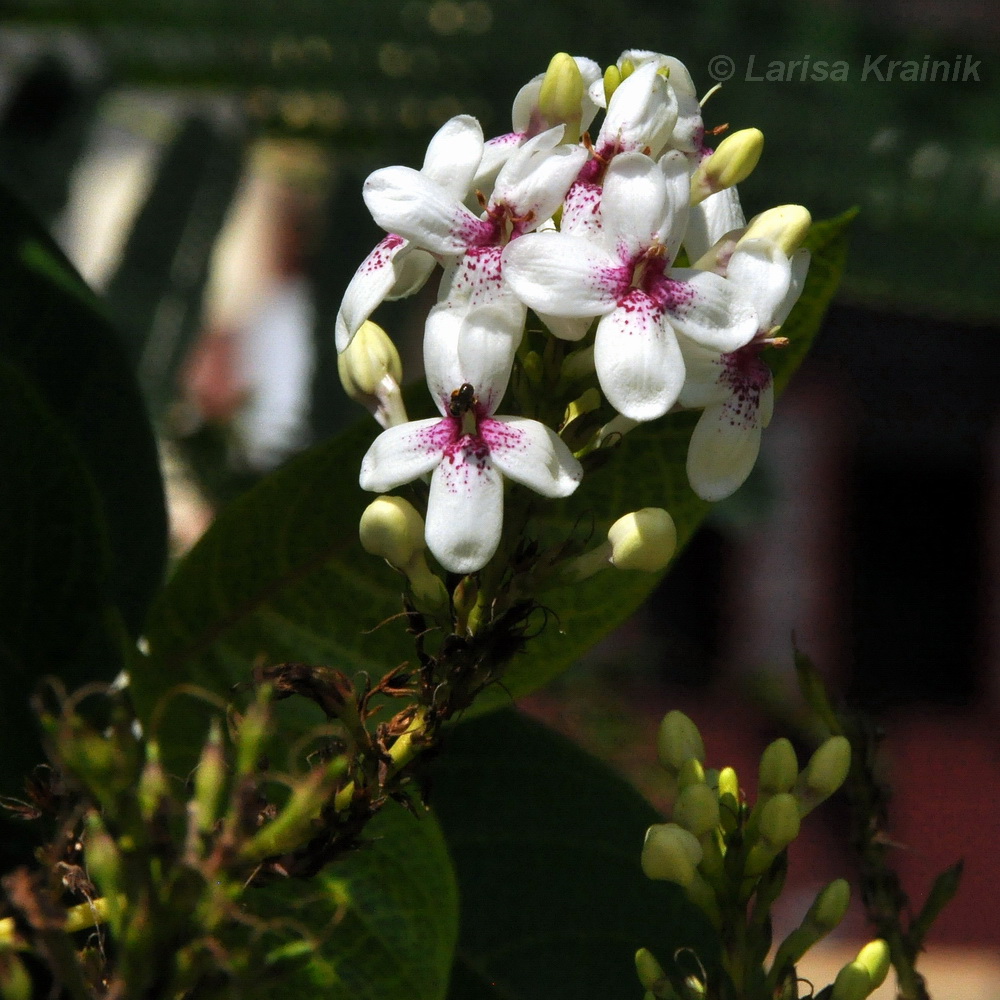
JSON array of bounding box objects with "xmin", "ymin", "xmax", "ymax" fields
[
  {"xmin": 0, "ymin": 359, "xmax": 123, "ymax": 863},
  {"xmin": 430, "ymin": 710, "xmax": 718, "ymax": 999},
  {"xmin": 0, "ymin": 185, "xmax": 167, "ymax": 637},
  {"xmin": 245, "ymin": 801, "xmax": 458, "ymax": 1000},
  {"xmin": 134, "ymin": 213, "xmax": 851, "ymax": 762}
]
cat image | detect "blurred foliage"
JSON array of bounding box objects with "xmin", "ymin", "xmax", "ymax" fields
[{"xmin": 2, "ymin": 0, "xmax": 998, "ymax": 323}]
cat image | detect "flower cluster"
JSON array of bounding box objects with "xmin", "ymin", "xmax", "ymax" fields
[{"xmin": 337, "ymin": 50, "xmax": 812, "ymax": 576}]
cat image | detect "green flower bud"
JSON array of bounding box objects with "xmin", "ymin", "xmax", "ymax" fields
[
  {"xmin": 641, "ymin": 823, "xmax": 702, "ymax": 886},
  {"xmin": 795, "ymin": 735, "xmax": 851, "ymax": 817},
  {"xmin": 691, "ymin": 129, "xmax": 764, "ymax": 204},
  {"xmin": 831, "ymin": 941, "xmax": 890, "ymax": 1000},
  {"xmin": 603, "ymin": 64, "xmax": 623, "ymax": 104},
  {"xmin": 338, "ymin": 320, "xmax": 402, "ymax": 399},
  {"xmin": 673, "ymin": 783, "xmax": 720, "ymax": 837},
  {"xmin": 338, "ymin": 320, "xmax": 407, "ymax": 427},
  {"xmin": 676, "ymin": 757, "xmax": 706, "ymax": 790},
  {"xmin": 657, "ymin": 711, "xmax": 705, "ymax": 777},
  {"xmin": 807, "ymin": 878, "xmax": 851, "ymax": 935},
  {"xmin": 635, "ymin": 948, "xmax": 667, "ymax": 991},
  {"xmin": 0, "ymin": 952, "xmax": 32, "ymax": 1000},
  {"xmin": 717, "ymin": 766, "xmax": 740, "ymax": 833},
  {"xmin": 741, "ymin": 205, "xmax": 812, "ymax": 256},
  {"xmin": 758, "ymin": 793, "xmax": 801, "ymax": 852},
  {"xmin": 538, "ymin": 52, "xmax": 585, "ymax": 142},
  {"xmin": 235, "ymin": 696, "xmax": 272, "ymax": 777},
  {"xmin": 138, "ymin": 740, "xmax": 170, "ymax": 822},
  {"xmin": 608, "ymin": 508, "xmax": 677, "ymax": 572},
  {"xmin": 193, "ymin": 719, "xmax": 228, "ymax": 836},
  {"xmin": 759, "ymin": 738, "xmax": 799, "ymax": 797},
  {"xmin": 83, "ymin": 813, "xmax": 125, "ymax": 932},
  {"xmin": 856, "ymin": 940, "xmax": 891, "ymax": 990},
  {"xmin": 359, "ymin": 495, "xmax": 425, "ymax": 568}
]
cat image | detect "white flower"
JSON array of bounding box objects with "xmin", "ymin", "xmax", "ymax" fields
[
  {"xmin": 363, "ymin": 127, "xmax": 587, "ymax": 337},
  {"xmin": 680, "ymin": 240, "xmax": 810, "ymax": 500},
  {"xmin": 335, "ymin": 114, "xmax": 484, "ymax": 352},
  {"xmin": 562, "ymin": 62, "xmax": 680, "ymax": 241},
  {"xmin": 502, "ymin": 151, "xmax": 758, "ymax": 421},
  {"xmin": 359, "ymin": 307, "xmax": 582, "ymax": 574}
]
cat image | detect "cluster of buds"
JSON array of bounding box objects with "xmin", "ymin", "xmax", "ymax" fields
[
  {"xmin": 337, "ymin": 49, "xmax": 812, "ymax": 585},
  {"xmin": 636, "ymin": 711, "xmax": 890, "ymax": 1000}
]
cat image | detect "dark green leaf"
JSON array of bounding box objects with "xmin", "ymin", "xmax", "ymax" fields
[
  {"xmin": 246, "ymin": 801, "xmax": 458, "ymax": 1000},
  {"xmin": 430, "ymin": 710, "xmax": 718, "ymax": 999},
  {"xmin": 0, "ymin": 185, "xmax": 167, "ymax": 637},
  {"xmin": 0, "ymin": 359, "xmax": 123, "ymax": 865}
]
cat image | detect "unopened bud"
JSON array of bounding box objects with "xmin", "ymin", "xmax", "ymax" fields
[
  {"xmin": 806, "ymin": 878, "xmax": 851, "ymax": 935},
  {"xmin": 83, "ymin": 813, "xmax": 124, "ymax": 931},
  {"xmin": 691, "ymin": 129, "xmax": 764, "ymax": 204},
  {"xmin": 138, "ymin": 740, "xmax": 169, "ymax": 822},
  {"xmin": 795, "ymin": 736, "xmax": 851, "ymax": 816},
  {"xmin": 603, "ymin": 64, "xmax": 623, "ymax": 104},
  {"xmin": 747, "ymin": 792, "xmax": 800, "ymax": 874},
  {"xmin": 741, "ymin": 205, "xmax": 812, "ymax": 256},
  {"xmin": 673, "ymin": 783, "xmax": 720, "ymax": 837},
  {"xmin": 608, "ymin": 508, "xmax": 677, "ymax": 572},
  {"xmin": 769, "ymin": 878, "xmax": 852, "ymax": 984},
  {"xmin": 360, "ymin": 495, "xmax": 425, "ymax": 568},
  {"xmin": 717, "ymin": 765, "xmax": 741, "ymax": 834},
  {"xmin": 642, "ymin": 823, "xmax": 702, "ymax": 886},
  {"xmin": 235, "ymin": 696, "xmax": 272, "ymax": 777},
  {"xmin": 676, "ymin": 757, "xmax": 707, "ymax": 790},
  {"xmin": 759, "ymin": 738, "xmax": 799, "ymax": 797},
  {"xmin": 338, "ymin": 320, "xmax": 407, "ymax": 428},
  {"xmin": 635, "ymin": 948, "xmax": 667, "ymax": 992},
  {"xmin": 538, "ymin": 53, "xmax": 585, "ymax": 142},
  {"xmin": 758, "ymin": 793, "xmax": 801, "ymax": 852},
  {"xmin": 193, "ymin": 719, "xmax": 228, "ymax": 836},
  {"xmin": 831, "ymin": 940, "xmax": 891, "ymax": 1000},
  {"xmin": 0, "ymin": 952, "xmax": 31, "ymax": 1000},
  {"xmin": 657, "ymin": 711, "xmax": 705, "ymax": 777},
  {"xmin": 359, "ymin": 497, "xmax": 448, "ymax": 611}
]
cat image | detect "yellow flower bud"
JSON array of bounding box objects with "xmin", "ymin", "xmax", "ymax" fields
[
  {"xmin": 758, "ymin": 738, "xmax": 799, "ymax": 797},
  {"xmin": 538, "ymin": 52, "xmax": 585, "ymax": 142},
  {"xmin": 657, "ymin": 710, "xmax": 705, "ymax": 777},
  {"xmin": 806, "ymin": 878, "xmax": 851, "ymax": 935},
  {"xmin": 673, "ymin": 782, "xmax": 721, "ymax": 837},
  {"xmin": 741, "ymin": 205, "xmax": 812, "ymax": 256},
  {"xmin": 831, "ymin": 941, "xmax": 890, "ymax": 1000},
  {"xmin": 691, "ymin": 128, "xmax": 764, "ymax": 204},
  {"xmin": 359, "ymin": 496, "xmax": 425, "ymax": 568},
  {"xmin": 607, "ymin": 508, "xmax": 677, "ymax": 572},
  {"xmin": 603, "ymin": 64, "xmax": 622, "ymax": 105},
  {"xmin": 641, "ymin": 823, "xmax": 702, "ymax": 886},
  {"xmin": 795, "ymin": 735, "xmax": 851, "ymax": 816},
  {"xmin": 359, "ymin": 497, "xmax": 448, "ymax": 612},
  {"xmin": 635, "ymin": 948, "xmax": 667, "ymax": 992},
  {"xmin": 758, "ymin": 792, "xmax": 801, "ymax": 852},
  {"xmin": 338, "ymin": 320, "xmax": 407, "ymax": 427}
]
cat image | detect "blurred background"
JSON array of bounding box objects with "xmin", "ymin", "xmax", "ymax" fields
[{"xmin": 0, "ymin": 0, "xmax": 997, "ymax": 994}]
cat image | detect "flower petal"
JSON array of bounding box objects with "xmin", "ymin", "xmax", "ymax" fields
[
  {"xmin": 359, "ymin": 417, "xmax": 454, "ymax": 492},
  {"xmin": 335, "ymin": 235, "xmax": 408, "ymax": 352},
  {"xmin": 426, "ymin": 447, "xmax": 504, "ymax": 573},
  {"xmin": 677, "ymin": 340, "xmax": 729, "ymax": 409},
  {"xmin": 364, "ymin": 166, "xmax": 491, "ymax": 256},
  {"xmin": 484, "ymin": 417, "xmax": 583, "ymax": 497},
  {"xmin": 686, "ymin": 401, "xmax": 763, "ymax": 501},
  {"xmin": 536, "ymin": 311, "xmax": 593, "ymax": 342},
  {"xmin": 561, "ymin": 179, "xmax": 604, "ymax": 239},
  {"xmin": 601, "ymin": 152, "xmax": 670, "ymax": 258},
  {"xmin": 599, "ymin": 62, "xmax": 678, "ymax": 159},
  {"xmin": 594, "ymin": 298, "xmax": 685, "ymax": 421},
  {"xmin": 726, "ymin": 238, "xmax": 792, "ymax": 328},
  {"xmin": 657, "ymin": 268, "xmax": 758, "ymax": 353},
  {"xmin": 423, "ymin": 303, "xmax": 465, "ymax": 412},
  {"xmin": 493, "ymin": 127, "xmax": 588, "ymax": 226},
  {"xmin": 457, "ymin": 306, "xmax": 522, "ymax": 414},
  {"xmin": 772, "ymin": 248, "xmax": 810, "ymax": 327},
  {"xmin": 421, "ymin": 114, "xmax": 484, "ymax": 195},
  {"xmin": 684, "ymin": 186, "xmax": 746, "ymax": 264},
  {"xmin": 502, "ymin": 232, "xmax": 622, "ymax": 317}
]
